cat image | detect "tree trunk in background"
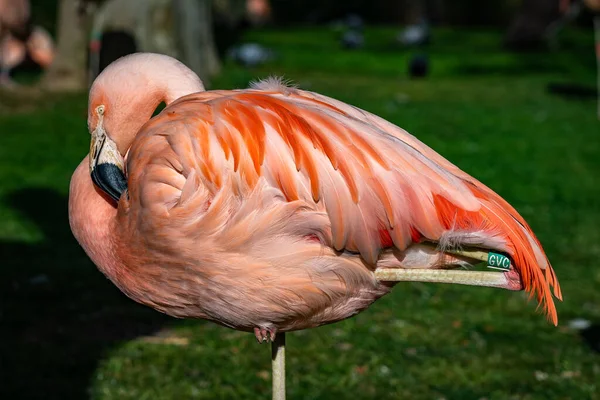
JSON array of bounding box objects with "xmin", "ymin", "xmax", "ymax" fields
[
  {"xmin": 212, "ymin": 0, "xmax": 248, "ymax": 57},
  {"xmin": 89, "ymin": 0, "xmax": 178, "ymax": 80},
  {"xmin": 383, "ymin": 0, "xmax": 424, "ymax": 24},
  {"xmin": 173, "ymin": 0, "xmax": 220, "ymax": 86},
  {"xmin": 213, "ymin": 0, "xmax": 246, "ymax": 27},
  {"xmin": 426, "ymin": 0, "xmax": 444, "ymax": 24},
  {"xmin": 41, "ymin": 0, "xmax": 91, "ymax": 91},
  {"xmin": 388, "ymin": 0, "xmax": 445, "ymax": 25},
  {"xmin": 505, "ymin": 0, "xmax": 561, "ymax": 50},
  {"xmin": 403, "ymin": 0, "xmax": 425, "ymax": 24}
]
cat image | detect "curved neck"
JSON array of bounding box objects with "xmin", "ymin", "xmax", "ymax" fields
[
  {"xmin": 75, "ymin": 54, "xmax": 206, "ymax": 279},
  {"xmin": 89, "ymin": 53, "xmax": 205, "ymax": 156},
  {"xmin": 69, "ymin": 158, "xmax": 123, "ymax": 280}
]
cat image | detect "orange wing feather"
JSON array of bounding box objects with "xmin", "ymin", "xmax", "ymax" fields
[{"xmin": 136, "ymin": 86, "xmax": 561, "ymax": 324}]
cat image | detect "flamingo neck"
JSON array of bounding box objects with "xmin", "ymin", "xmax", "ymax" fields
[
  {"xmin": 88, "ymin": 53, "xmax": 205, "ymax": 155},
  {"xmin": 69, "ymin": 158, "xmax": 124, "ymax": 281}
]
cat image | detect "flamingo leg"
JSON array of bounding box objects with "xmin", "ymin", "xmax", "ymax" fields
[
  {"xmin": 271, "ymin": 332, "xmax": 286, "ymax": 400},
  {"xmin": 375, "ymin": 268, "xmax": 522, "ymax": 290}
]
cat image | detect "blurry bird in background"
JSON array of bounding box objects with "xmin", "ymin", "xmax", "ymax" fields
[
  {"xmin": 228, "ymin": 42, "xmax": 275, "ymax": 68},
  {"xmin": 344, "ymin": 13, "xmax": 364, "ymax": 31},
  {"xmin": 341, "ymin": 30, "xmax": 364, "ymax": 49},
  {"xmin": 340, "ymin": 14, "xmax": 365, "ymax": 49},
  {"xmin": 581, "ymin": 324, "xmax": 600, "ymax": 353},
  {"xmin": 0, "ymin": 27, "xmax": 54, "ymax": 85},
  {"xmin": 0, "ymin": 32, "xmax": 23, "ymax": 84},
  {"xmin": 0, "ymin": 0, "xmax": 29, "ymax": 37},
  {"xmin": 69, "ymin": 53, "xmax": 562, "ymax": 347},
  {"xmin": 0, "ymin": 0, "xmax": 54, "ymax": 86},
  {"xmin": 408, "ymin": 53, "xmax": 429, "ymax": 78},
  {"xmin": 246, "ymin": 0, "xmax": 271, "ymax": 26},
  {"xmin": 397, "ymin": 17, "xmax": 431, "ymax": 47},
  {"xmin": 568, "ymin": 318, "xmax": 600, "ymax": 354},
  {"xmin": 0, "ymin": 0, "xmax": 30, "ymax": 85}
]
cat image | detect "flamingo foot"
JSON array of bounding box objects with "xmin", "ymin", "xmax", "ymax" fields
[{"xmin": 254, "ymin": 326, "xmax": 277, "ymax": 343}]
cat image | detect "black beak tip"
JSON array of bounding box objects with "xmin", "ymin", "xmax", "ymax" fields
[{"xmin": 91, "ymin": 163, "xmax": 128, "ymax": 203}]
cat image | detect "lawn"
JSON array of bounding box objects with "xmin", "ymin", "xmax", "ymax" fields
[{"xmin": 1, "ymin": 27, "xmax": 599, "ymax": 400}]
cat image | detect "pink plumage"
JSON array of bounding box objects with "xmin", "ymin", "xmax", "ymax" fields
[
  {"xmin": 69, "ymin": 54, "xmax": 561, "ymax": 343},
  {"xmin": 0, "ymin": 0, "xmax": 53, "ymax": 84}
]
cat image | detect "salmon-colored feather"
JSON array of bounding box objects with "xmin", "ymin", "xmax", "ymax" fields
[
  {"xmin": 434, "ymin": 186, "xmax": 561, "ymax": 324},
  {"xmin": 70, "ymin": 54, "xmax": 561, "ymax": 338},
  {"xmin": 159, "ymin": 87, "xmax": 561, "ymax": 322}
]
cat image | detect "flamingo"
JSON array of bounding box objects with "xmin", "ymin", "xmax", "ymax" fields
[
  {"xmin": 0, "ymin": 0, "xmax": 29, "ymax": 36},
  {"xmin": 69, "ymin": 53, "xmax": 562, "ymax": 397},
  {"xmin": 0, "ymin": 0, "xmax": 28, "ymax": 84},
  {"xmin": 0, "ymin": 0, "xmax": 53, "ymax": 86},
  {"xmin": 247, "ymin": 0, "xmax": 271, "ymax": 25},
  {"xmin": 0, "ymin": 26, "xmax": 54, "ymax": 85}
]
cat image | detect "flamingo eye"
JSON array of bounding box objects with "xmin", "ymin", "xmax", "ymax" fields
[{"xmin": 96, "ymin": 105, "xmax": 105, "ymax": 115}]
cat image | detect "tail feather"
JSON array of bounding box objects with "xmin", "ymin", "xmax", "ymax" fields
[{"xmin": 433, "ymin": 183, "xmax": 562, "ymax": 325}]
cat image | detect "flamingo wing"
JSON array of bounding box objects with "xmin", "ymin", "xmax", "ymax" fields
[{"xmin": 125, "ymin": 82, "xmax": 561, "ymax": 324}]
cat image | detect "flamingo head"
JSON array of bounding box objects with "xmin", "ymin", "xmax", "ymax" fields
[{"xmin": 86, "ymin": 53, "xmax": 205, "ymax": 203}]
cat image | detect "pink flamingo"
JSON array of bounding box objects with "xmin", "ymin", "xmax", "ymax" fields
[
  {"xmin": 0, "ymin": 0, "xmax": 29, "ymax": 35},
  {"xmin": 0, "ymin": 0, "xmax": 53, "ymax": 85},
  {"xmin": 247, "ymin": 0, "xmax": 271, "ymax": 24},
  {"xmin": 0, "ymin": 0, "xmax": 28, "ymax": 84},
  {"xmin": 0, "ymin": 26, "xmax": 54, "ymax": 85},
  {"xmin": 69, "ymin": 53, "xmax": 561, "ymax": 397}
]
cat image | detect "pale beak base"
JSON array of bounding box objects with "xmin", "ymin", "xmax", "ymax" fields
[{"xmin": 89, "ymin": 126, "xmax": 127, "ymax": 203}]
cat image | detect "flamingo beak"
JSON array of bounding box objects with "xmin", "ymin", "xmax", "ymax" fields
[{"xmin": 89, "ymin": 125, "xmax": 127, "ymax": 203}]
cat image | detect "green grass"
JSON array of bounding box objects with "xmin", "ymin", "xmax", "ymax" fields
[{"xmin": 1, "ymin": 27, "xmax": 599, "ymax": 399}]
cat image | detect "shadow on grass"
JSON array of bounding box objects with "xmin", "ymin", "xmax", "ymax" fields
[{"xmin": 0, "ymin": 188, "xmax": 170, "ymax": 400}]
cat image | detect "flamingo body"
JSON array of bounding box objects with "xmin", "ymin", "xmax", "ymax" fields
[
  {"xmin": 0, "ymin": 0, "xmax": 29, "ymax": 35},
  {"xmin": 69, "ymin": 54, "xmax": 561, "ymax": 339},
  {"xmin": 246, "ymin": 0, "xmax": 271, "ymax": 25},
  {"xmin": 0, "ymin": 32, "xmax": 24, "ymax": 69}
]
